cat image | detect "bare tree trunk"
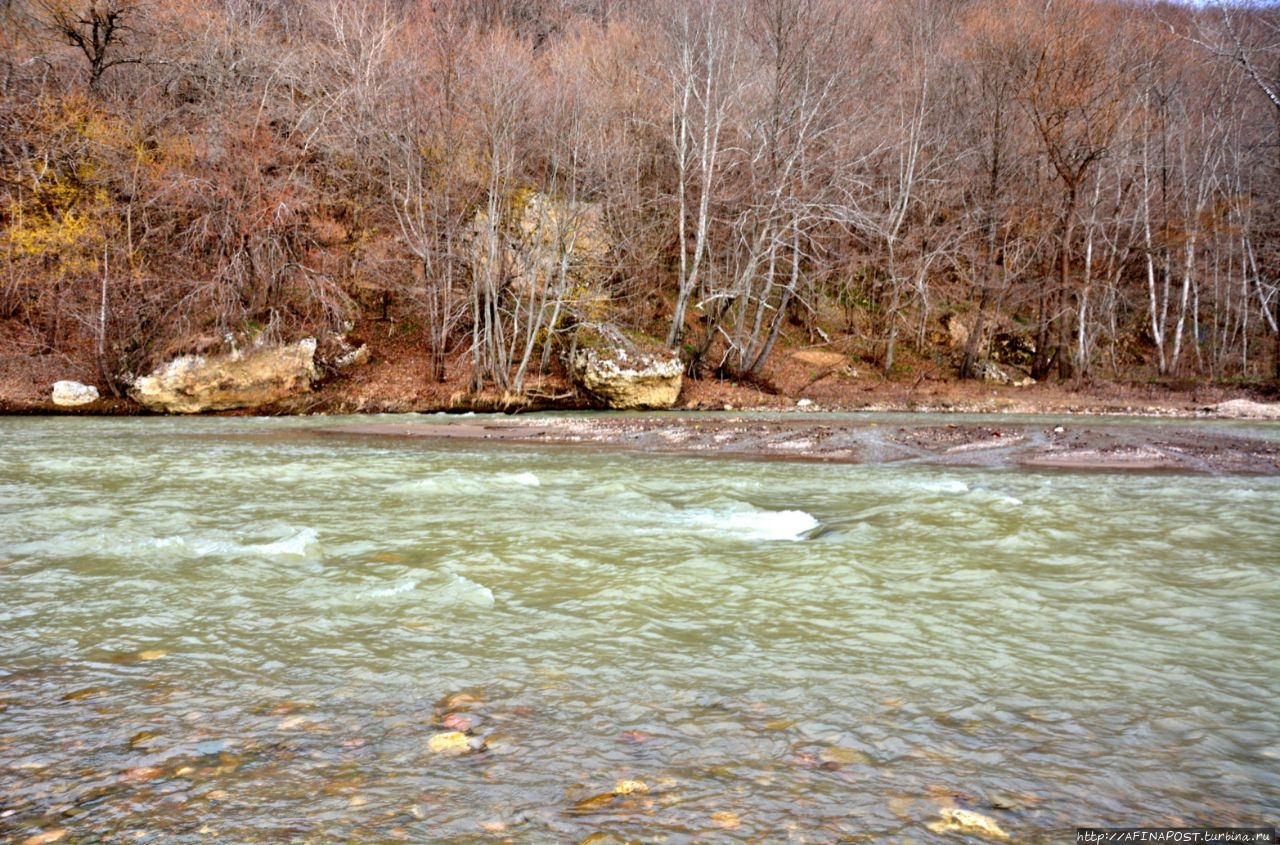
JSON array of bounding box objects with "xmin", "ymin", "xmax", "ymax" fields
[
  {"xmin": 666, "ymin": 3, "xmax": 735, "ymax": 351},
  {"xmin": 747, "ymin": 219, "xmax": 802, "ymax": 375},
  {"xmin": 960, "ymin": 284, "xmax": 991, "ymax": 380},
  {"xmin": 1056, "ymin": 197, "xmax": 1077, "ymax": 381},
  {"xmin": 1170, "ymin": 236, "xmax": 1196, "ymax": 374},
  {"xmin": 1077, "ymin": 229, "xmax": 1092, "ymax": 379},
  {"xmin": 1141, "ymin": 113, "xmax": 1169, "ymax": 374},
  {"xmin": 96, "ymin": 245, "xmax": 110, "ymax": 389}
]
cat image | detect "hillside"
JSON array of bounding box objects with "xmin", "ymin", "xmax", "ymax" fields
[{"xmin": 1, "ymin": 0, "xmax": 1277, "ymax": 413}]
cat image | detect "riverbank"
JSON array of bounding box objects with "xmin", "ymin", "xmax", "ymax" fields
[
  {"xmin": 6, "ymin": 342, "xmax": 1280, "ymax": 473},
  {"xmin": 4, "ymin": 337, "xmax": 1280, "ymax": 420},
  {"xmin": 319, "ymin": 413, "xmax": 1280, "ymax": 475}
]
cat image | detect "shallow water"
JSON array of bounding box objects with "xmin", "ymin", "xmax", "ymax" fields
[{"xmin": 1, "ymin": 414, "xmax": 1277, "ymax": 843}]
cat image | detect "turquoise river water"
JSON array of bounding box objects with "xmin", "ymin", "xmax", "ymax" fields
[{"xmin": 0, "ymin": 414, "xmax": 1277, "ymax": 844}]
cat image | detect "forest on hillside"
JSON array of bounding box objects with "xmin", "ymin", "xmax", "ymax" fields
[{"xmin": 1, "ymin": 0, "xmax": 1278, "ymax": 399}]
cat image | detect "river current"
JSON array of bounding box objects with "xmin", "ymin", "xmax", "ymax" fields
[{"xmin": 1, "ymin": 414, "xmax": 1277, "ymax": 843}]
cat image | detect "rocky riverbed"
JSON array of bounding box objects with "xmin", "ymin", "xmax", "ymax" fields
[{"xmin": 319, "ymin": 412, "xmax": 1280, "ymax": 474}]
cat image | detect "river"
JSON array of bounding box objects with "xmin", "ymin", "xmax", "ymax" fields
[{"xmin": 1, "ymin": 415, "xmax": 1277, "ymax": 843}]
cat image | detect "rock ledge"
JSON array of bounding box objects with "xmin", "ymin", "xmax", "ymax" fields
[{"xmin": 128, "ymin": 339, "xmax": 317, "ymax": 413}]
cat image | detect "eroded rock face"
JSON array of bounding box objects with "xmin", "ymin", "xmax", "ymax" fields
[
  {"xmin": 128, "ymin": 339, "xmax": 317, "ymax": 413},
  {"xmin": 976, "ymin": 360, "xmax": 1034, "ymax": 387},
  {"xmin": 984, "ymin": 360, "xmax": 1015, "ymax": 384},
  {"xmin": 51, "ymin": 380, "xmax": 99, "ymax": 406},
  {"xmin": 943, "ymin": 313, "xmax": 970, "ymax": 348},
  {"xmin": 569, "ymin": 347, "xmax": 683, "ymax": 410},
  {"xmin": 470, "ymin": 191, "xmax": 612, "ymax": 309}
]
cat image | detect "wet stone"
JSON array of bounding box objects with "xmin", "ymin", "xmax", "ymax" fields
[{"xmin": 426, "ymin": 731, "xmax": 474, "ymax": 756}]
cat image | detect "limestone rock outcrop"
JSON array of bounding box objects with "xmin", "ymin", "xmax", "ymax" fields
[
  {"xmin": 569, "ymin": 347, "xmax": 683, "ymax": 410},
  {"xmin": 568, "ymin": 325, "xmax": 682, "ymax": 410},
  {"xmin": 316, "ymin": 332, "xmax": 370, "ymax": 374},
  {"xmin": 128, "ymin": 339, "xmax": 317, "ymax": 413},
  {"xmin": 51, "ymin": 380, "xmax": 99, "ymax": 406},
  {"xmin": 470, "ymin": 190, "xmax": 612, "ymax": 312}
]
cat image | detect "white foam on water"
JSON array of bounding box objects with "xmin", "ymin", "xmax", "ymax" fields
[
  {"xmin": 252, "ymin": 528, "xmax": 320, "ymax": 558},
  {"xmin": 445, "ymin": 574, "xmax": 495, "ymax": 607},
  {"xmin": 991, "ymin": 531, "xmax": 1041, "ymax": 553},
  {"xmin": 506, "ymin": 472, "xmax": 540, "ymax": 487},
  {"xmin": 386, "ymin": 477, "xmax": 444, "ymax": 495},
  {"xmin": 966, "ymin": 487, "xmax": 1024, "ymax": 507},
  {"xmin": 341, "ymin": 572, "xmax": 494, "ymax": 609},
  {"xmin": 1167, "ymin": 523, "xmax": 1234, "ymax": 543},
  {"xmin": 918, "ymin": 479, "xmax": 970, "ymax": 494},
  {"xmin": 365, "ymin": 578, "xmax": 419, "ymax": 599},
  {"xmin": 684, "ymin": 505, "xmax": 820, "ymax": 542},
  {"xmin": 387, "ymin": 471, "xmax": 490, "ymax": 497}
]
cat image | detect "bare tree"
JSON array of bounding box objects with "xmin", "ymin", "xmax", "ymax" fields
[
  {"xmin": 1016, "ymin": 0, "xmax": 1137, "ymax": 380},
  {"xmin": 831, "ymin": 0, "xmax": 957, "ymax": 376},
  {"xmin": 380, "ymin": 3, "xmax": 472, "ymax": 382},
  {"xmin": 1198, "ymin": 1, "xmax": 1280, "ymax": 113},
  {"xmin": 466, "ymin": 26, "xmax": 534, "ymax": 391},
  {"xmin": 33, "ymin": 0, "xmax": 144, "ymax": 92},
  {"xmin": 662, "ymin": 0, "xmax": 742, "ymax": 354},
  {"xmin": 1194, "ymin": 2, "xmax": 1280, "ymax": 378},
  {"xmin": 721, "ymin": 0, "xmax": 852, "ymax": 377},
  {"xmin": 952, "ymin": 0, "xmax": 1040, "ymax": 379}
]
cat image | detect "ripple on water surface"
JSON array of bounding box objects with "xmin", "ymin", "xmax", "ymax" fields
[{"xmin": 0, "ymin": 416, "xmax": 1276, "ymax": 843}]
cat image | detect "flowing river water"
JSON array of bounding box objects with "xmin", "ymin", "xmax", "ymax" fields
[{"xmin": 1, "ymin": 414, "xmax": 1277, "ymax": 844}]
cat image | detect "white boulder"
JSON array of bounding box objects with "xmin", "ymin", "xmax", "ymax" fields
[{"xmin": 51, "ymin": 380, "xmax": 99, "ymax": 406}]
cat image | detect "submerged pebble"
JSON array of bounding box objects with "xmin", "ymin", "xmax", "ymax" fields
[
  {"xmin": 127, "ymin": 730, "xmax": 162, "ymax": 750},
  {"xmin": 710, "ymin": 811, "xmax": 742, "ymax": 829},
  {"xmin": 120, "ymin": 766, "xmax": 165, "ymax": 783},
  {"xmin": 21, "ymin": 830, "xmax": 68, "ymax": 845},
  {"xmin": 818, "ymin": 746, "xmax": 870, "ymax": 766},
  {"xmin": 438, "ymin": 691, "xmax": 485, "ymax": 710},
  {"xmin": 427, "ymin": 731, "xmax": 473, "ymax": 756},
  {"xmin": 569, "ymin": 793, "xmax": 619, "ymax": 814},
  {"xmin": 578, "ymin": 833, "xmax": 632, "ymax": 845},
  {"xmin": 441, "ymin": 713, "xmax": 473, "ymax": 732},
  {"xmin": 927, "ymin": 807, "xmax": 1010, "ymax": 840},
  {"xmin": 613, "ymin": 779, "xmax": 648, "ymax": 795}
]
